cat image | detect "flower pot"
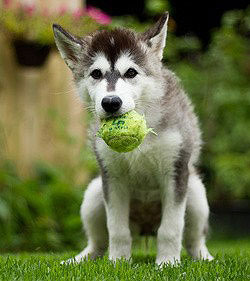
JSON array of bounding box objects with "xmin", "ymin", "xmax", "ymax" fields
[{"xmin": 12, "ymin": 40, "xmax": 51, "ymax": 67}]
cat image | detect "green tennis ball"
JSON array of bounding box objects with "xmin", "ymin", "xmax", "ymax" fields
[{"xmin": 98, "ymin": 110, "xmax": 154, "ymax": 153}]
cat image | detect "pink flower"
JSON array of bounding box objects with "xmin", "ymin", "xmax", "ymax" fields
[
  {"xmin": 3, "ymin": 0, "xmax": 11, "ymax": 8},
  {"xmin": 86, "ymin": 6, "xmax": 111, "ymax": 25},
  {"xmin": 73, "ymin": 7, "xmax": 85, "ymax": 20},
  {"xmin": 58, "ymin": 4, "xmax": 67, "ymax": 16},
  {"xmin": 22, "ymin": 3, "xmax": 36, "ymax": 16}
]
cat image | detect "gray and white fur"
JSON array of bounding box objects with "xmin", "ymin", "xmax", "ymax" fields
[{"xmin": 53, "ymin": 12, "xmax": 213, "ymax": 265}]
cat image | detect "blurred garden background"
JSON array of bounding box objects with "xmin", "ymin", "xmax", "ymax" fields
[{"xmin": 0, "ymin": 0, "xmax": 249, "ymax": 252}]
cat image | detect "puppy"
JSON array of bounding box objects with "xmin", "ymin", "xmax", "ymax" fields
[{"xmin": 53, "ymin": 12, "xmax": 213, "ymax": 265}]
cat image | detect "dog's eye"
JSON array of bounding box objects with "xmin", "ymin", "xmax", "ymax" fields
[
  {"xmin": 90, "ymin": 69, "xmax": 102, "ymax": 79},
  {"xmin": 124, "ymin": 68, "xmax": 138, "ymax": 79}
]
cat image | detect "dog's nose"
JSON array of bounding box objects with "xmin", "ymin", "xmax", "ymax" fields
[{"xmin": 101, "ymin": 95, "xmax": 122, "ymax": 113}]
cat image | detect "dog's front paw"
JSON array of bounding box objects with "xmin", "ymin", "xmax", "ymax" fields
[
  {"xmin": 156, "ymin": 256, "xmax": 180, "ymax": 267},
  {"xmin": 60, "ymin": 246, "xmax": 100, "ymax": 265},
  {"xmin": 188, "ymin": 245, "xmax": 214, "ymax": 261},
  {"xmin": 60, "ymin": 251, "xmax": 88, "ymax": 265},
  {"xmin": 108, "ymin": 239, "xmax": 132, "ymax": 263},
  {"xmin": 60, "ymin": 255, "xmax": 85, "ymax": 265}
]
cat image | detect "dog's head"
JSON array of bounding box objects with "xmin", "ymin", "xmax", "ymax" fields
[{"xmin": 53, "ymin": 12, "xmax": 169, "ymax": 119}]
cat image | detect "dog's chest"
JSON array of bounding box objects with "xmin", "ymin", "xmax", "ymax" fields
[
  {"xmin": 97, "ymin": 130, "xmax": 182, "ymax": 201},
  {"xmin": 100, "ymin": 129, "xmax": 182, "ymax": 201},
  {"xmin": 107, "ymin": 145, "xmax": 163, "ymax": 193}
]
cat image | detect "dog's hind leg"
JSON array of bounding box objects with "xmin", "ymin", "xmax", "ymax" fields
[
  {"xmin": 184, "ymin": 172, "xmax": 214, "ymax": 261},
  {"xmin": 62, "ymin": 176, "xmax": 108, "ymax": 264}
]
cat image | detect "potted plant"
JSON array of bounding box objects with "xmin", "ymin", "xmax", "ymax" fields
[{"xmin": 0, "ymin": 1, "xmax": 111, "ymax": 67}]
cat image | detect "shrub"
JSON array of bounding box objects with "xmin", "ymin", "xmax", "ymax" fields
[{"xmin": 171, "ymin": 8, "xmax": 250, "ymax": 201}]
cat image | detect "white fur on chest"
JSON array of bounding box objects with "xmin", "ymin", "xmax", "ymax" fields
[{"xmin": 96, "ymin": 129, "xmax": 183, "ymax": 201}]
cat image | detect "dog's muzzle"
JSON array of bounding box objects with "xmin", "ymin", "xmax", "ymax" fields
[{"xmin": 101, "ymin": 95, "xmax": 122, "ymax": 114}]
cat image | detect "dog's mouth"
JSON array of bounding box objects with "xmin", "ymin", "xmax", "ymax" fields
[
  {"xmin": 100, "ymin": 108, "xmax": 133, "ymax": 120},
  {"xmin": 99, "ymin": 112, "xmax": 120, "ymax": 121},
  {"xmin": 105, "ymin": 112, "xmax": 122, "ymax": 118}
]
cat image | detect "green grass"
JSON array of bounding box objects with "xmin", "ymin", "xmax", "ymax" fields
[{"xmin": 0, "ymin": 238, "xmax": 249, "ymax": 281}]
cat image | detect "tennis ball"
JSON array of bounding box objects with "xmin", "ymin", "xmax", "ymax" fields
[{"xmin": 98, "ymin": 110, "xmax": 155, "ymax": 153}]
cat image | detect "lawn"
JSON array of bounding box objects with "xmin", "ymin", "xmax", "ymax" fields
[{"xmin": 0, "ymin": 238, "xmax": 249, "ymax": 281}]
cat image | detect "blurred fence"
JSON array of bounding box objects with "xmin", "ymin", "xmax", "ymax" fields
[{"xmin": 0, "ymin": 33, "xmax": 87, "ymax": 182}]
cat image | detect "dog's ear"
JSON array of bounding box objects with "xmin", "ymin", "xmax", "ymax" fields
[
  {"xmin": 53, "ymin": 24, "xmax": 84, "ymax": 71},
  {"xmin": 141, "ymin": 12, "xmax": 169, "ymax": 60}
]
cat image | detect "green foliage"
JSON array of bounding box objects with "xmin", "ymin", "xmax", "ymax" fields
[
  {"xmin": 170, "ymin": 8, "xmax": 250, "ymax": 201},
  {"xmin": 145, "ymin": 0, "xmax": 170, "ymax": 16},
  {"xmin": 0, "ymin": 161, "xmax": 84, "ymax": 252}
]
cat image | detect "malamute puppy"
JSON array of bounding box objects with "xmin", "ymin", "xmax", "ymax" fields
[{"xmin": 53, "ymin": 12, "xmax": 213, "ymax": 265}]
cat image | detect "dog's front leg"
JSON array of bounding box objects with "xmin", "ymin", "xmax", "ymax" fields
[
  {"xmin": 105, "ymin": 181, "xmax": 131, "ymax": 262},
  {"xmin": 156, "ymin": 179, "xmax": 187, "ymax": 266}
]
